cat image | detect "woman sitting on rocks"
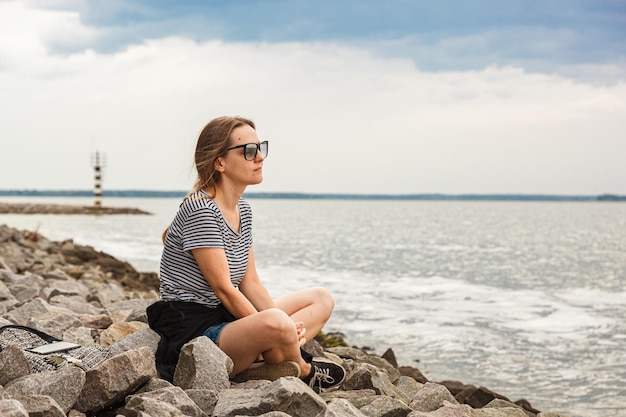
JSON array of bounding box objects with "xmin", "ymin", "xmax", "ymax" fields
[{"xmin": 147, "ymin": 116, "xmax": 345, "ymax": 392}]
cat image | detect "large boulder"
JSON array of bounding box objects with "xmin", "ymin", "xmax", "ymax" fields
[
  {"xmin": 122, "ymin": 386, "xmax": 207, "ymax": 417},
  {"xmin": 0, "ymin": 344, "xmax": 31, "ymax": 385},
  {"xmin": 173, "ymin": 336, "xmax": 232, "ymax": 391},
  {"xmin": 4, "ymin": 366, "xmax": 86, "ymax": 413},
  {"xmin": 73, "ymin": 346, "xmax": 157, "ymax": 415},
  {"xmin": 213, "ymin": 377, "xmax": 327, "ymax": 417}
]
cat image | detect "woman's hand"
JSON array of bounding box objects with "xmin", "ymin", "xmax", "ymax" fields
[{"xmin": 295, "ymin": 321, "xmax": 307, "ymax": 347}]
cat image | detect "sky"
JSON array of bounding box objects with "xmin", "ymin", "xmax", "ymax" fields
[{"xmin": 1, "ymin": 0, "xmax": 625, "ymax": 195}]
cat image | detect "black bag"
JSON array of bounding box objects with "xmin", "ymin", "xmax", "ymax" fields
[{"xmin": 0, "ymin": 325, "xmax": 111, "ymax": 373}]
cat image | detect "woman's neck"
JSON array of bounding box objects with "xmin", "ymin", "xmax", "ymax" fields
[{"xmin": 212, "ymin": 183, "xmax": 245, "ymax": 211}]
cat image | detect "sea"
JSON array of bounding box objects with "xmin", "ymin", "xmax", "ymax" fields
[{"xmin": 1, "ymin": 196, "xmax": 625, "ymax": 417}]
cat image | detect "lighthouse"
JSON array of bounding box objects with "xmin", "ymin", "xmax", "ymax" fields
[{"xmin": 91, "ymin": 151, "xmax": 105, "ymax": 208}]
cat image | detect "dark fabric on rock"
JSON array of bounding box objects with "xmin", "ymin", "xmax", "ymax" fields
[{"xmin": 147, "ymin": 300, "xmax": 235, "ymax": 382}]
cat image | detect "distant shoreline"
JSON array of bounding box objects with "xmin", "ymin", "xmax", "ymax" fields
[
  {"xmin": 0, "ymin": 189, "xmax": 624, "ymax": 201},
  {"xmin": 0, "ymin": 202, "xmax": 150, "ymax": 215}
]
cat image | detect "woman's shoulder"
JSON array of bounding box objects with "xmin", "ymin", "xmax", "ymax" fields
[
  {"xmin": 173, "ymin": 192, "xmax": 220, "ymax": 224},
  {"xmin": 181, "ymin": 190, "xmax": 219, "ymax": 212}
]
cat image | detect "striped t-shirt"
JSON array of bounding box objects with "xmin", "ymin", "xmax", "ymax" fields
[{"xmin": 159, "ymin": 190, "xmax": 253, "ymax": 307}]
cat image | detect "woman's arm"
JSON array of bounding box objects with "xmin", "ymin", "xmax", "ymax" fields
[
  {"xmin": 192, "ymin": 247, "xmax": 258, "ymax": 318},
  {"xmin": 239, "ymin": 248, "xmax": 277, "ymax": 311},
  {"xmin": 240, "ymin": 249, "xmax": 307, "ymax": 345}
]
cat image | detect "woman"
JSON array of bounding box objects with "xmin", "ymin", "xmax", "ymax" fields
[{"xmin": 147, "ymin": 116, "xmax": 345, "ymax": 392}]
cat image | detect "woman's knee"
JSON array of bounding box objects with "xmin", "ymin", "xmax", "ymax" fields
[
  {"xmin": 312, "ymin": 286, "xmax": 334, "ymax": 315},
  {"xmin": 259, "ymin": 308, "xmax": 297, "ymax": 341}
]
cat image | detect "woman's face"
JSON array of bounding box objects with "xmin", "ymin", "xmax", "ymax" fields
[{"xmin": 221, "ymin": 124, "xmax": 265, "ymax": 186}]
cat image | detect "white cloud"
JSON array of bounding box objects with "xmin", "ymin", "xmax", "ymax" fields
[
  {"xmin": 1, "ymin": 4, "xmax": 625, "ymax": 195},
  {"xmin": 0, "ymin": 2, "xmax": 98, "ymax": 70}
]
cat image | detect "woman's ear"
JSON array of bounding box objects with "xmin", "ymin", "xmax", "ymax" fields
[{"xmin": 214, "ymin": 157, "xmax": 225, "ymax": 172}]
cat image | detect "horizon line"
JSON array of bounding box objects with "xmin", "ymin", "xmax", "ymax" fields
[{"xmin": 1, "ymin": 189, "xmax": 624, "ymax": 201}]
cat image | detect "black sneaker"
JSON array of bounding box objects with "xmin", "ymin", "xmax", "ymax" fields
[{"xmin": 303, "ymin": 358, "xmax": 346, "ymax": 392}]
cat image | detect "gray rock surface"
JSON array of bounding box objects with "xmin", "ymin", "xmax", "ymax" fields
[{"xmin": 173, "ymin": 336, "xmax": 233, "ymax": 391}]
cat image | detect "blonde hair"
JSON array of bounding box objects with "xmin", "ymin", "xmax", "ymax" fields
[{"xmin": 162, "ymin": 116, "xmax": 256, "ymax": 243}]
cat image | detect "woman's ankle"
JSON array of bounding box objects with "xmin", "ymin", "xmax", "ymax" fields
[{"xmin": 300, "ymin": 362, "xmax": 312, "ymax": 379}]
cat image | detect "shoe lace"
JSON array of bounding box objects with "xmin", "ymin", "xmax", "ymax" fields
[{"xmin": 308, "ymin": 364, "xmax": 335, "ymax": 389}]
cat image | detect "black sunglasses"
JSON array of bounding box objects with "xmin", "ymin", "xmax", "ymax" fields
[{"xmin": 226, "ymin": 140, "xmax": 269, "ymax": 161}]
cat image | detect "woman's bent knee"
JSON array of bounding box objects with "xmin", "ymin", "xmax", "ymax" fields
[
  {"xmin": 313, "ymin": 287, "xmax": 334, "ymax": 314},
  {"xmin": 259, "ymin": 308, "xmax": 297, "ymax": 340}
]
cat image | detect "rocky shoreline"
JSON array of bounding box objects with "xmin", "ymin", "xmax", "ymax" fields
[
  {"xmin": 0, "ymin": 202, "xmax": 150, "ymax": 215},
  {"xmin": 0, "ymin": 224, "xmax": 571, "ymax": 417}
]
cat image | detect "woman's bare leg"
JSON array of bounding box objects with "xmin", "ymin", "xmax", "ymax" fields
[
  {"xmin": 217, "ymin": 308, "xmax": 312, "ymax": 376},
  {"xmin": 274, "ymin": 287, "xmax": 334, "ymax": 343}
]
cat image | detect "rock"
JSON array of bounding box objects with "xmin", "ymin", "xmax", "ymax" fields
[
  {"xmin": 3, "ymin": 298, "xmax": 75, "ymax": 326},
  {"xmin": 5, "ymin": 366, "xmax": 86, "ymax": 413},
  {"xmin": 360, "ymin": 396, "xmax": 413, "ymax": 417},
  {"xmin": 321, "ymin": 389, "xmax": 379, "ymax": 409},
  {"xmin": 173, "ymin": 336, "xmax": 232, "ymax": 391},
  {"xmin": 0, "ymin": 280, "xmax": 17, "ymax": 307},
  {"xmin": 325, "ymin": 398, "xmax": 368, "ymax": 416},
  {"xmin": 303, "ymin": 338, "xmax": 326, "ymax": 357},
  {"xmin": 515, "ymin": 399, "xmax": 541, "ymax": 415},
  {"xmin": 398, "ymin": 366, "xmax": 429, "ymax": 384},
  {"xmin": 78, "ymin": 313, "xmax": 114, "ymax": 329},
  {"xmin": 106, "ymin": 299, "xmax": 154, "ymax": 319},
  {"xmin": 108, "ymin": 327, "xmax": 160, "ymax": 357},
  {"xmin": 477, "ymin": 406, "xmax": 530, "ymax": 416},
  {"xmin": 88, "ymin": 282, "xmax": 128, "ymax": 306},
  {"xmin": 328, "ymin": 346, "xmax": 401, "ymax": 383},
  {"xmin": 382, "ymin": 348, "xmax": 399, "ymax": 368},
  {"xmin": 409, "ymin": 382, "xmax": 459, "ymax": 412},
  {"xmin": 213, "ymin": 377, "xmax": 327, "ymax": 417},
  {"xmin": 484, "ymin": 399, "xmax": 535, "ymax": 417},
  {"xmin": 137, "ymin": 376, "xmax": 174, "ymax": 393},
  {"xmin": 0, "ymin": 344, "xmax": 31, "ymax": 385},
  {"xmin": 0, "ymin": 399, "xmax": 29, "ymax": 417},
  {"xmin": 440, "ymin": 380, "xmax": 475, "ymax": 397},
  {"xmin": 43, "ymin": 278, "xmax": 91, "ymax": 299},
  {"xmin": 125, "ymin": 306, "xmax": 149, "ymax": 323},
  {"xmin": 63, "ymin": 267, "xmax": 85, "ymax": 279},
  {"xmin": 407, "ymin": 402, "xmax": 474, "ymax": 416},
  {"xmin": 122, "ymin": 396, "xmax": 186, "ymax": 416},
  {"xmin": 456, "ymin": 386, "xmax": 510, "ymax": 409},
  {"xmin": 63, "ymin": 326, "xmax": 97, "ymax": 346},
  {"xmin": 12, "ymin": 285, "xmax": 40, "ymax": 303},
  {"xmin": 395, "ymin": 375, "xmax": 424, "ymax": 400},
  {"xmin": 122, "ymin": 386, "xmax": 207, "ymax": 417},
  {"xmin": 184, "ymin": 389, "xmax": 219, "ymax": 416},
  {"xmin": 343, "ymin": 363, "xmax": 409, "ymax": 402},
  {"xmin": 98, "ymin": 321, "xmax": 148, "ymax": 345},
  {"xmin": 10, "ymin": 395, "xmax": 66, "ymax": 417},
  {"xmin": 26, "ymin": 311, "xmax": 83, "ymax": 338},
  {"xmin": 2, "ymin": 271, "xmax": 45, "ymax": 291},
  {"xmin": 73, "ymin": 346, "xmax": 157, "ymax": 415},
  {"xmin": 49, "ymin": 295, "xmax": 104, "ymax": 315}
]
